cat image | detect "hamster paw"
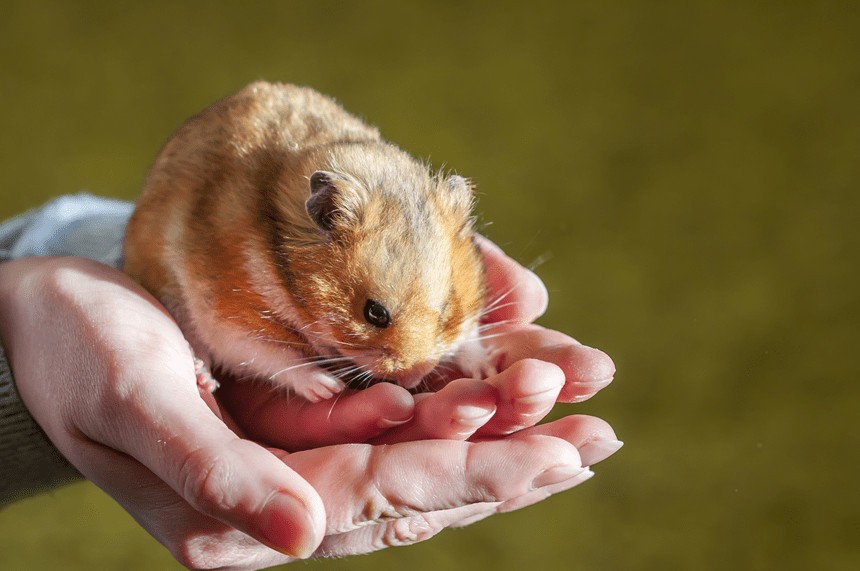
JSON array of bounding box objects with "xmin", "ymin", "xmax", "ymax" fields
[
  {"xmin": 455, "ymin": 340, "xmax": 502, "ymax": 381},
  {"xmin": 193, "ymin": 356, "xmax": 220, "ymax": 393},
  {"xmin": 289, "ymin": 370, "xmax": 346, "ymax": 403}
]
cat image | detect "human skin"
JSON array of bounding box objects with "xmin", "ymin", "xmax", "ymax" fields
[{"xmin": 0, "ymin": 238, "xmax": 620, "ymax": 570}]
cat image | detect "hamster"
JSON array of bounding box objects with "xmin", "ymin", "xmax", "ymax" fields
[{"xmin": 123, "ymin": 81, "xmax": 492, "ymax": 402}]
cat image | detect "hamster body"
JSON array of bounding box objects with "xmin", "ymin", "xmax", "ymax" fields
[{"xmin": 123, "ymin": 81, "xmax": 489, "ymax": 401}]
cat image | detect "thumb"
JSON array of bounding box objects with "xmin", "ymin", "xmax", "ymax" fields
[
  {"xmin": 74, "ymin": 354, "xmax": 326, "ymax": 558},
  {"xmin": 4, "ymin": 257, "xmax": 325, "ymax": 557}
]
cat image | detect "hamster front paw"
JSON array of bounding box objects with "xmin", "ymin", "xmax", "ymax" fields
[
  {"xmin": 287, "ymin": 370, "xmax": 346, "ymax": 403},
  {"xmin": 193, "ymin": 354, "xmax": 220, "ymax": 393},
  {"xmin": 454, "ymin": 339, "xmax": 502, "ymax": 381}
]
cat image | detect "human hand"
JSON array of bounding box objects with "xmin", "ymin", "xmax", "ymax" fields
[
  {"xmin": 0, "ymin": 256, "xmax": 617, "ymax": 569},
  {"xmin": 220, "ymin": 235, "xmax": 619, "ymax": 453}
]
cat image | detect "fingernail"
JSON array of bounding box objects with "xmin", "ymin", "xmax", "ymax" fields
[
  {"xmin": 377, "ymin": 414, "xmax": 414, "ymax": 429},
  {"xmin": 257, "ymin": 493, "xmax": 317, "ymax": 559},
  {"xmin": 514, "ymin": 363, "xmax": 564, "ymax": 405},
  {"xmin": 531, "ymin": 464, "xmax": 586, "ymax": 489},
  {"xmin": 578, "ymin": 439, "xmax": 624, "ymax": 466},
  {"xmin": 503, "ymin": 469, "xmax": 595, "ymax": 512},
  {"xmin": 517, "ymin": 384, "xmax": 563, "ymax": 405},
  {"xmin": 568, "ymin": 468, "xmax": 595, "ymax": 487},
  {"xmin": 571, "ymin": 377, "xmax": 614, "ymax": 390},
  {"xmin": 450, "ymin": 404, "xmax": 496, "ymax": 436},
  {"xmin": 453, "ymin": 404, "xmax": 496, "ymax": 425}
]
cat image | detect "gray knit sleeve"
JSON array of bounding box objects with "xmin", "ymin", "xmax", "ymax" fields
[{"xmin": 0, "ymin": 340, "xmax": 83, "ymax": 508}]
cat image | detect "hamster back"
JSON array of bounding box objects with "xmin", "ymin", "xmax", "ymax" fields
[{"xmin": 124, "ymin": 81, "xmax": 489, "ymax": 401}]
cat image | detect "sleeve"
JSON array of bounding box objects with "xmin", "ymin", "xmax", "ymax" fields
[
  {"xmin": 0, "ymin": 193, "xmax": 134, "ymax": 508},
  {"xmin": 0, "ymin": 341, "xmax": 82, "ymax": 508}
]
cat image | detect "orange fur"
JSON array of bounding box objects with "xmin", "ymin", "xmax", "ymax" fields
[{"xmin": 124, "ymin": 81, "xmax": 486, "ymax": 397}]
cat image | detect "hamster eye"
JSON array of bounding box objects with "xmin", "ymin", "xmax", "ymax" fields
[{"xmin": 363, "ymin": 299, "xmax": 391, "ymax": 328}]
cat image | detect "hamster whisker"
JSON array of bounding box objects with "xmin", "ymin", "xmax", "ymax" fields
[
  {"xmin": 482, "ymin": 285, "xmax": 517, "ymax": 313},
  {"xmin": 293, "ymin": 327, "xmax": 372, "ymax": 350},
  {"xmin": 354, "ymin": 370, "xmax": 377, "ymax": 390},
  {"xmin": 480, "ymin": 257, "xmax": 550, "ymax": 315},
  {"xmin": 268, "ymin": 356, "xmax": 356, "ymax": 379},
  {"xmin": 476, "ymin": 318, "xmax": 519, "ymax": 332},
  {"xmin": 255, "ymin": 337, "xmax": 313, "ymax": 348},
  {"xmin": 481, "ymin": 266, "xmax": 548, "ymax": 318},
  {"xmin": 330, "ymin": 339, "xmax": 373, "ymax": 349},
  {"xmin": 286, "ymin": 320, "xmax": 364, "ymax": 346},
  {"xmin": 329, "ymin": 364, "xmax": 363, "ymax": 378},
  {"xmin": 478, "ymin": 301, "xmax": 520, "ymax": 318},
  {"xmin": 472, "ymin": 332, "xmax": 511, "ymax": 343}
]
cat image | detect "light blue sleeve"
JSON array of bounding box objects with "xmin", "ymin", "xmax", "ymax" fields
[{"xmin": 0, "ymin": 192, "xmax": 134, "ymax": 268}]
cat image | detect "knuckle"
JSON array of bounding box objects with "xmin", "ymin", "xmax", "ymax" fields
[
  {"xmin": 463, "ymin": 442, "xmax": 502, "ymax": 502},
  {"xmin": 379, "ymin": 515, "xmax": 441, "ymax": 548},
  {"xmin": 173, "ymin": 538, "xmax": 219, "ymax": 570},
  {"xmin": 172, "ymin": 538, "xmax": 244, "ymax": 570},
  {"xmin": 179, "ymin": 446, "xmax": 236, "ymax": 516},
  {"xmin": 466, "ymin": 436, "xmax": 580, "ymax": 500}
]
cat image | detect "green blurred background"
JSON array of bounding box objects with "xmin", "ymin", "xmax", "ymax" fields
[{"xmin": 1, "ymin": 1, "xmax": 858, "ymax": 569}]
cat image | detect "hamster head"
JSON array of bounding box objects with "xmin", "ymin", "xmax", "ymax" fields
[{"xmin": 274, "ymin": 146, "xmax": 485, "ymax": 389}]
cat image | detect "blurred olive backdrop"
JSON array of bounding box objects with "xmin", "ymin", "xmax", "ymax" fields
[{"xmin": 1, "ymin": 1, "xmax": 858, "ymax": 570}]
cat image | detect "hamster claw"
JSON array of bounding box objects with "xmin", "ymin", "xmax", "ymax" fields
[{"xmin": 193, "ymin": 355, "xmax": 220, "ymax": 393}]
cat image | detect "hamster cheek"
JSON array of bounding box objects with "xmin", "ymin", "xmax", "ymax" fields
[{"xmin": 286, "ymin": 369, "xmax": 346, "ymax": 403}]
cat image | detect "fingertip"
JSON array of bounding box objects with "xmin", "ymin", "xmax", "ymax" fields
[
  {"xmin": 366, "ymin": 382, "xmax": 414, "ymax": 413},
  {"xmin": 561, "ymin": 344, "xmax": 616, "ymax": 382},
  {"xmin": 586, "ymin": 346, "xmax": 616, "ymax": 382},
  {"xmin": 578, "ymin": 439, "xmax": 624, "ymax": 467},
  {"xmin": 172, "ymin": 436, "xmax": 327, "ymax": 559},
  {"xmin": 525, "ymin": 414, "xmax": 619, "ymax": 449},
  {"xmin": 554, "ymin": 345, "xmax": 616, "ymax": 402},
  {"xmin": 422, "ymin": 378, "xmax": 497, "ymax": 438},
  {"xmin": 477, "ymin": 235, "xmax": 548, "ymax": 323},
  {"xmin": 523, "ymin": 268, "xmax": 549, "ymax": 320},
  {"xmin": 256, "ymin": 491, "xmax": 324, "ymax": 559},
  {"xmin": 491, "ymin": 358, "xmax": 565, "ymax": 398},
  {"xmin": 326, "ymin": 383, "xmax": 414, "ymax": 433}
]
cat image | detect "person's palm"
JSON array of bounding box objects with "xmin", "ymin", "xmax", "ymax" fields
[{"xmin": 0, "ymin": 243, "xmax": 620, "ymax": 570}]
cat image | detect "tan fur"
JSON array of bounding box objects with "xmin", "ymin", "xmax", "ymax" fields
[{"xmin": 124, "ymin": 81, "xmax": 486, "ymax": 397}]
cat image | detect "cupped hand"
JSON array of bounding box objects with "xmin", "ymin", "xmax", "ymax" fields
[
  {"xmin": 0, "ymin": 255, "xmax": 619, "ymax": 570},
  {"xmin": 220, "ymin": 235, "xmax": 618, "ymax": 450}
]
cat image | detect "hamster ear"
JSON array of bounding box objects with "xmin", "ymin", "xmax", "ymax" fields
[
  {"xmin": 444, "ymin": 174, "xmax": 475, "ymax": 216},
  {"xmin": 306, "ymin": 171, "xmax": 344, "ymax": 232},
  {"xmin": 447, "ymin": 174, "xmax": 469, "ymax": 194}
]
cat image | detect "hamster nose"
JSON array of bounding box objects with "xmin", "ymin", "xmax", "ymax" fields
[{"xmin": 393, "ymin": 361, "xmax": 437, "ymax": 389}]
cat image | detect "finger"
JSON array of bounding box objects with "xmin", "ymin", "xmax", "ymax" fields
[
  {"xmin": 71, "ymin": 337, "xmax": 326, "ymax": 558},
  {"xmin": 476, "ymin": 235, "xmax": 549, "ymax": 324},
  {"xmin": 283, "ymin": 434, "xmax": 584, "ymax": 538},
  {"xmin": 69, "ymin": 438, "xmax": 291, "ymax": 570},
  {"xmin": 514, "ymin": 414, "xmax": 624, "ymax": 466},
  {"xmin": 484, "ymin": 323, "xmax": 616, "ymax": 403},
  {"xmin": 380, "ymin": 416, "xmax": 619, "ymax": 535},
  {"xmin": 85, "ymin": 362, "xmax": 325, "ymax": 557},
  {"xmin": 219, "ymin": 379, "xmax": 415, "ymax": 451},
  {"xmin": 497, "ymin": 468, "xmax": 597, "ymax": 514},
  {"xmin": 492, "ymin": 414, "xmax": 620, "ymax": 513},
  {"xmin": 370, "ymin": 378, "xmax": 497, "ymax": 444},
  {"xmin": 473, "ymin": 358, "xmax": 564, "ymax": 436}
]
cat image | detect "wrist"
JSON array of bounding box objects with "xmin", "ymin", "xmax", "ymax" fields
[{"xmin": 0, "ymin": 340, "xmax": 83, "ymax": 508}]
